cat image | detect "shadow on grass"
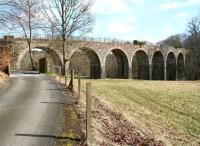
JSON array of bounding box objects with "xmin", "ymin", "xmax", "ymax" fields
[{"xmin": 15, "ymin": 134, "xmax": 82, "ymax": 141}]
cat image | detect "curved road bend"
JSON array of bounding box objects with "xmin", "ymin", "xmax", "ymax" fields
[{"xmin": 0, "ymin": 73, "xmax": 71, "ymax": 146}]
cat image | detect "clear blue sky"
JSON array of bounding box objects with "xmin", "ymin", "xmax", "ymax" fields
[{"xmin": 88, "ymin": 0, "xmax": 200, "ymax": 43}]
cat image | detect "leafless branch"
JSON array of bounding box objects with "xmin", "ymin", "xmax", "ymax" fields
[
  {"xmin": 42, "ymin": 0, "xmax": 94, "ymax": 84},
  {"xmin": 0, "ymin": 0, "xmax": 43, "ymax": 70}
]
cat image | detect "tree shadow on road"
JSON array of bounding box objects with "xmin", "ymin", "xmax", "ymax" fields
[
  {"xmin": 45, "ymin": 88, "xmax": 68, "ymax": 91},
  {"xmin": 15, "ymin": 133, "xmax": 82, "ymax": 141},
  {"xmin": 40, "ymin": 101, "xmax": 72, "ymax": 105}
]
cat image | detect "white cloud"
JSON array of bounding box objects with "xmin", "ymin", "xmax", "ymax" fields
[
  {"xmin": 130, "ymin": 0, "xmax": 145, "ymax": 5},
  {"xmin": 159, "ymin": 0, "xmax": 200, "ymax": 10},
  {"xmin": 159, "ymin": 1, "xmax": 180, "ymax": 10},
  {"xmin": 106, "ymin": 16, "xmax": 137, "ymax": 34},
  {"xmin": 173, "ymin": 12, "xmax": 190, "ymax": 19},
  {"xmin": 92, "ymin": 0, "xmax": 128, "ymax": 15}
]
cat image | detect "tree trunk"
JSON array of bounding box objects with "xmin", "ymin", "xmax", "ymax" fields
[
  {"xmin": 28, "ymin": 1, "xmax": 33, "ymax": 71},
  {"xmin": 62, "ymin": 34, "xmax": 67, "ymax": 85},
  {"xmin": 28, "ymin": 42, "xmax": 34, "ymax": 70}
]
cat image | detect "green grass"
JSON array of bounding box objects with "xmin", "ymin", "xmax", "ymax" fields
[
  {"xmin": 46, "ymin": 72, "xmax": 54, "ymax": 78},
  {"xmin": 75, "ymin": 79, "xmax": 200, "ymax": 145}
]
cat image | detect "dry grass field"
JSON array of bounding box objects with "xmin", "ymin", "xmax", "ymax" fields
[{"xmin": 75, "ymin": 79, "xmax": 200, "ymax": 146}]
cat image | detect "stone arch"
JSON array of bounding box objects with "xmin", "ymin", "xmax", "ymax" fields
[
  {"xmin": 105, "ymin": 52, "xmax": 118, "ymax": 78},
  {"xmin": 37, "ymin": 47, "xmax": 63, "ymax": 66},
  {"xmin": 69, "ymin": 51, "xmax": 90, "ymax": 77},
  {"xmin": 69, "ymin": 47, "xmax": 101, "ymax": 79},
  {"xmin": 152, "ymin": 51, "xmax": 164, "ymax": 80},
  {"xmin": 16, "ymin": 47, "xmax": 62, "ymax": 70},
  {"xmin": 105, "ymin": 49, "xmax": 129, "ymax": 79},
  {"xmin": 166, "ymin": 52, "xmax": 176, "ymax": 80},
  {"xmin": 132, "ymin": 50, "xmax": 149, "ymax": 80},
  {"xmin": 177, "ymin": 53, "xmax": 185, "ymax": 80}
]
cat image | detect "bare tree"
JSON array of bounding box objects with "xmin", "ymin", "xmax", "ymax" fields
[
  {"xmin": 42, "ymin": 0, "xmax": 94, "ymax": 83},
  {"xmin": 184, "ymin": 17, "xmax": 200, "ymax": 80},
  {"xmin": 0, "ymin": 0, "xmax": 42, "ymax": 70},
  {"xmin": 184, "ymin": 17, "xmax": 200, "ymax": 50},
  {"xmin": 158, "ymin": 34, "xmax": 184, "ymax": 48}
]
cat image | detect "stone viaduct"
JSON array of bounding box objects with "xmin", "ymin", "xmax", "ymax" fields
[{"xmin": 3, "ymin": 36, "xmax": 186, "ymax": 80}]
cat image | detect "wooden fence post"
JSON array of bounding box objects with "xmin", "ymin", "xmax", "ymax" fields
[
  {"xmin": 59, "ymin": 66, "xmax": 62, "ymax": 83},
  {"xmin": 86, "ymin": 82, "xmax": 92, "ymax": 145},
  {"xmin": 78, "ymin": 75, "xmax": 81, "ymax": 100},
  {"xmin": 56, "ymin": 67, "xmax": 59, "ymax": 80},
  {"xmin": 54, "ymin": 67, "xmax": 56, "ymax": 79},
  {"xmin": 71, "ymin": 69, "xmax": 74, "ymax": 91},
  {"xmin": 65, "ymin": 63, "xmax": 69, "ymax": 87},
  {"xmin": 53, "ymin": 67, "xmax": 55, "ymax": 79}
]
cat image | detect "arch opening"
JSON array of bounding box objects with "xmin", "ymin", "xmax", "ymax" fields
[
  {"xmin": 69, "ymin": 48, "xmax": 101, "ymax": 79},
  {"xmin": 105, "ymin": 49, "xmax": 129, "ymax": 79},
  {"xmin": 152, "ymin": 51, "xmax": 164, "ymax": 80},
  {"xmin": 132, "ymin": 50, "xmax": 149, "ymax": 80},
  {"xmin": 177, "ymin": 53, "xmax": 185, "ymax": 80},
  {"xmin": 105, "ymin": 53, "xmax": 118, "ymax": 78},
  {"xmin": 166, "ymin": 52, "xmax": 176, "ymax": 80},
  {"xmin": 20, "ymin": 47, "xmax": 62, "ymax": 72}
]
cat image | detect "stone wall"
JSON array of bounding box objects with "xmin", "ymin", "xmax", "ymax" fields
[
  {"xmin": 0, "ymin": 36, "xmax": 14, "ymax": 75},
  {"xmin": 0, "ymin": 48, "xmax": 9, "ymax": 75}
]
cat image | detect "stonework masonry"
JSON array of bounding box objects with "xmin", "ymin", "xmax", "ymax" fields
[
  {"xmin": 1, "ymin": 36, "xmax": 187, "ymax": 80},
  {"xmin": 0, "ymin": 36, "xmax": 13, "ymax": 75}
]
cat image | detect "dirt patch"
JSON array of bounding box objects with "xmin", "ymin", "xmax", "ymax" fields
[{"xmin": 0, "ymin": 71, "xmax": 10, "ymax": 94}]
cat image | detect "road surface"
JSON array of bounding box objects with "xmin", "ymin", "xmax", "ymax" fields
[{"xmin": 0, "ymin": 73, "xmax": 70, "ymax": 146}]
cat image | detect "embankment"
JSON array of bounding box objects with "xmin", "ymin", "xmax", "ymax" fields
[{"xmin": 0, "ymin": 71, "xmax": 10, "ymax": 94}]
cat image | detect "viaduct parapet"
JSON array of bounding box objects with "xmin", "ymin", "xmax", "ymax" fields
[{"xmin": 1, "ymin": 36, "xmax": 187, "ymax": 80}]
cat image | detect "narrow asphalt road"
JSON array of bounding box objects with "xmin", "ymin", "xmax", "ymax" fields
[{"xmin": 0, "ymin": 73, "xmax": 71, "ymax": 146}]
